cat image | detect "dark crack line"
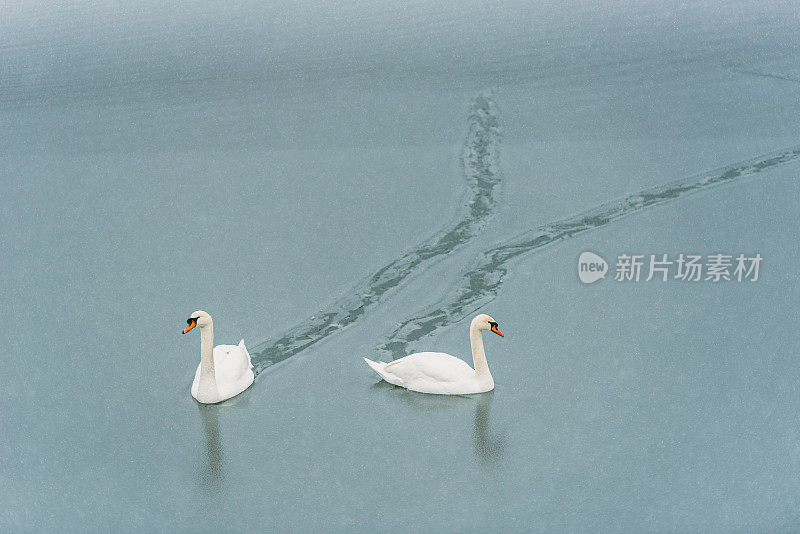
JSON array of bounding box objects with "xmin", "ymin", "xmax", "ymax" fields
[
  {"xmin": 249, "ymin": 91, "xmax": 502, "ymax": 375},
  {"xmin": 729, "ymin": 65, "xmax": 800, "ymax": 85},
  {"xmin": 379, "ymin": 144, "xmax": 800, "ymax": 359}
]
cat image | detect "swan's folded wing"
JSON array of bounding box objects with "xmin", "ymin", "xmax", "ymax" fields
[
  {"xmin": 238, "ymin": 339, "xmax": 253, "ymax": 370},
  {"xmin": 384, "ymin": 352, "xmax": 474, "ymax": 384},
  {"xmin": 213, "ymin": 343, "xmax": 251, "ymax": 383}
]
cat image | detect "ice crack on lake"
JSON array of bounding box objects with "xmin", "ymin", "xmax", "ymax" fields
[
  {"xmin": 378, "ymin": 144, "xmax": 800, "ymax": 359},
  {"xmin": 729, "ymin": 64, "xmax": 800, "ymax": 85},
  {"xmin": 249, "ymin": 91, "xmax": 503, "ymax": 375}
]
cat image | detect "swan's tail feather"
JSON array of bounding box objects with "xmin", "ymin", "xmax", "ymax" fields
[
  {"xmin": 365, "ymin": 357, "xmax": 394, "ymax": 380},
  {"xmin": 240, "ymin": 339, "xmax": 253, "ymax": 369},
  {"xmin": 364, "ymin": 357, "xmax": 405, "ymax": 388},
  {"xmin": 364, "ymin": 357, "xmax": 385, "ymax": 375}
]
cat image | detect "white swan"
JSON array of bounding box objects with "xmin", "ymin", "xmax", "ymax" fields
[
  {"xmin": 364, "ymin": 314, "xmax": 503, "ymax": 395},
  {"xmin": 182, "ymin": 310, "xmax": 254, "ymax": 404}
]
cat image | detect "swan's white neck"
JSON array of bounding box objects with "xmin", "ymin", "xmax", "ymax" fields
[
  {"xmin": 200, "ymin": 320, "xmax": 215, "ymax": 377},
  {"xmin": 469, "ymin": 322, "xmax": 490, "ymax": 377}
]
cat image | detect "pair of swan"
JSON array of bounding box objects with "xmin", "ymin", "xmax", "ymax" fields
[{"xmin": 183, "ymin": 311, "xmax": 502, "ymax": 403}]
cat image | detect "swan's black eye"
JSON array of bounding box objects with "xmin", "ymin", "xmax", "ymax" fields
[
  {"xmin": 489, "ymin": 321, "xmax": 497, "ymax": 327},
  {"xmin": 187, "ymin": 317, "xmax": 196, "ymax": 324}
]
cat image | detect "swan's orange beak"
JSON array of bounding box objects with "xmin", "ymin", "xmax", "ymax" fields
[
  {"xmin": 491, "ymin": 324, "xmax": 503, "ymax": 337},
  {"xmin": 183, "ymin": 320, "xmax": 196, "ymax": 334}
]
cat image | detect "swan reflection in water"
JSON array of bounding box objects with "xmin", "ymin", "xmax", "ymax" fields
[
  {"xmin": 472, "ymin": 391, "xmax": 505, "ymax": 465},
  {"xmin": 372, "ymin": 381, "xmax": 504, "ymax": 465},
  {"xmin": 195, "ymin": 375, "xmax": 252, "ymax": 492},
  {"xmin": 197, "ymin": 404, "xmax": 224, "ymax": 491}
]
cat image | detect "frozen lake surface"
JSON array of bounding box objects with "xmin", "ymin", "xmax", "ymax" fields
[{"xmin": 2, "ymin": 1, "xmax": 799, "ymax": 531}]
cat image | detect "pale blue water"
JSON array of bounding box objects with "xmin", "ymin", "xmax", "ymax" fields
[{"xmin": 2, "ymin": 1, "xmax": 799, "ymax": 531}]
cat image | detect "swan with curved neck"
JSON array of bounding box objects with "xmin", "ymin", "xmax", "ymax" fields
[
  {"xmin": 183, "ymin": 310, "xmax": 254, "ymax": 404},
  {"xmin": 364, "ymin": 314, "xmax": 503, "ymax": 395}
]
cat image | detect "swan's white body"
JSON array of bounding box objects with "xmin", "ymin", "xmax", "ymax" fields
[
  {"xmin": 184, "ymin": 311, "xmax": 254, "ymax": 404},
  {"xmin": 365, "ymin": 314, "xmax": 501, "ymax": 395}
]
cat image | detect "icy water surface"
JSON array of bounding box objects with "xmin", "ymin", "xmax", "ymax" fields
[
  {"xmin": 2, "ymin": 1, "xmax": 800, "ymax": 532},
  {"xmin": 249, "ymin": 92, "xmax": 502, "ymax": 374}
]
